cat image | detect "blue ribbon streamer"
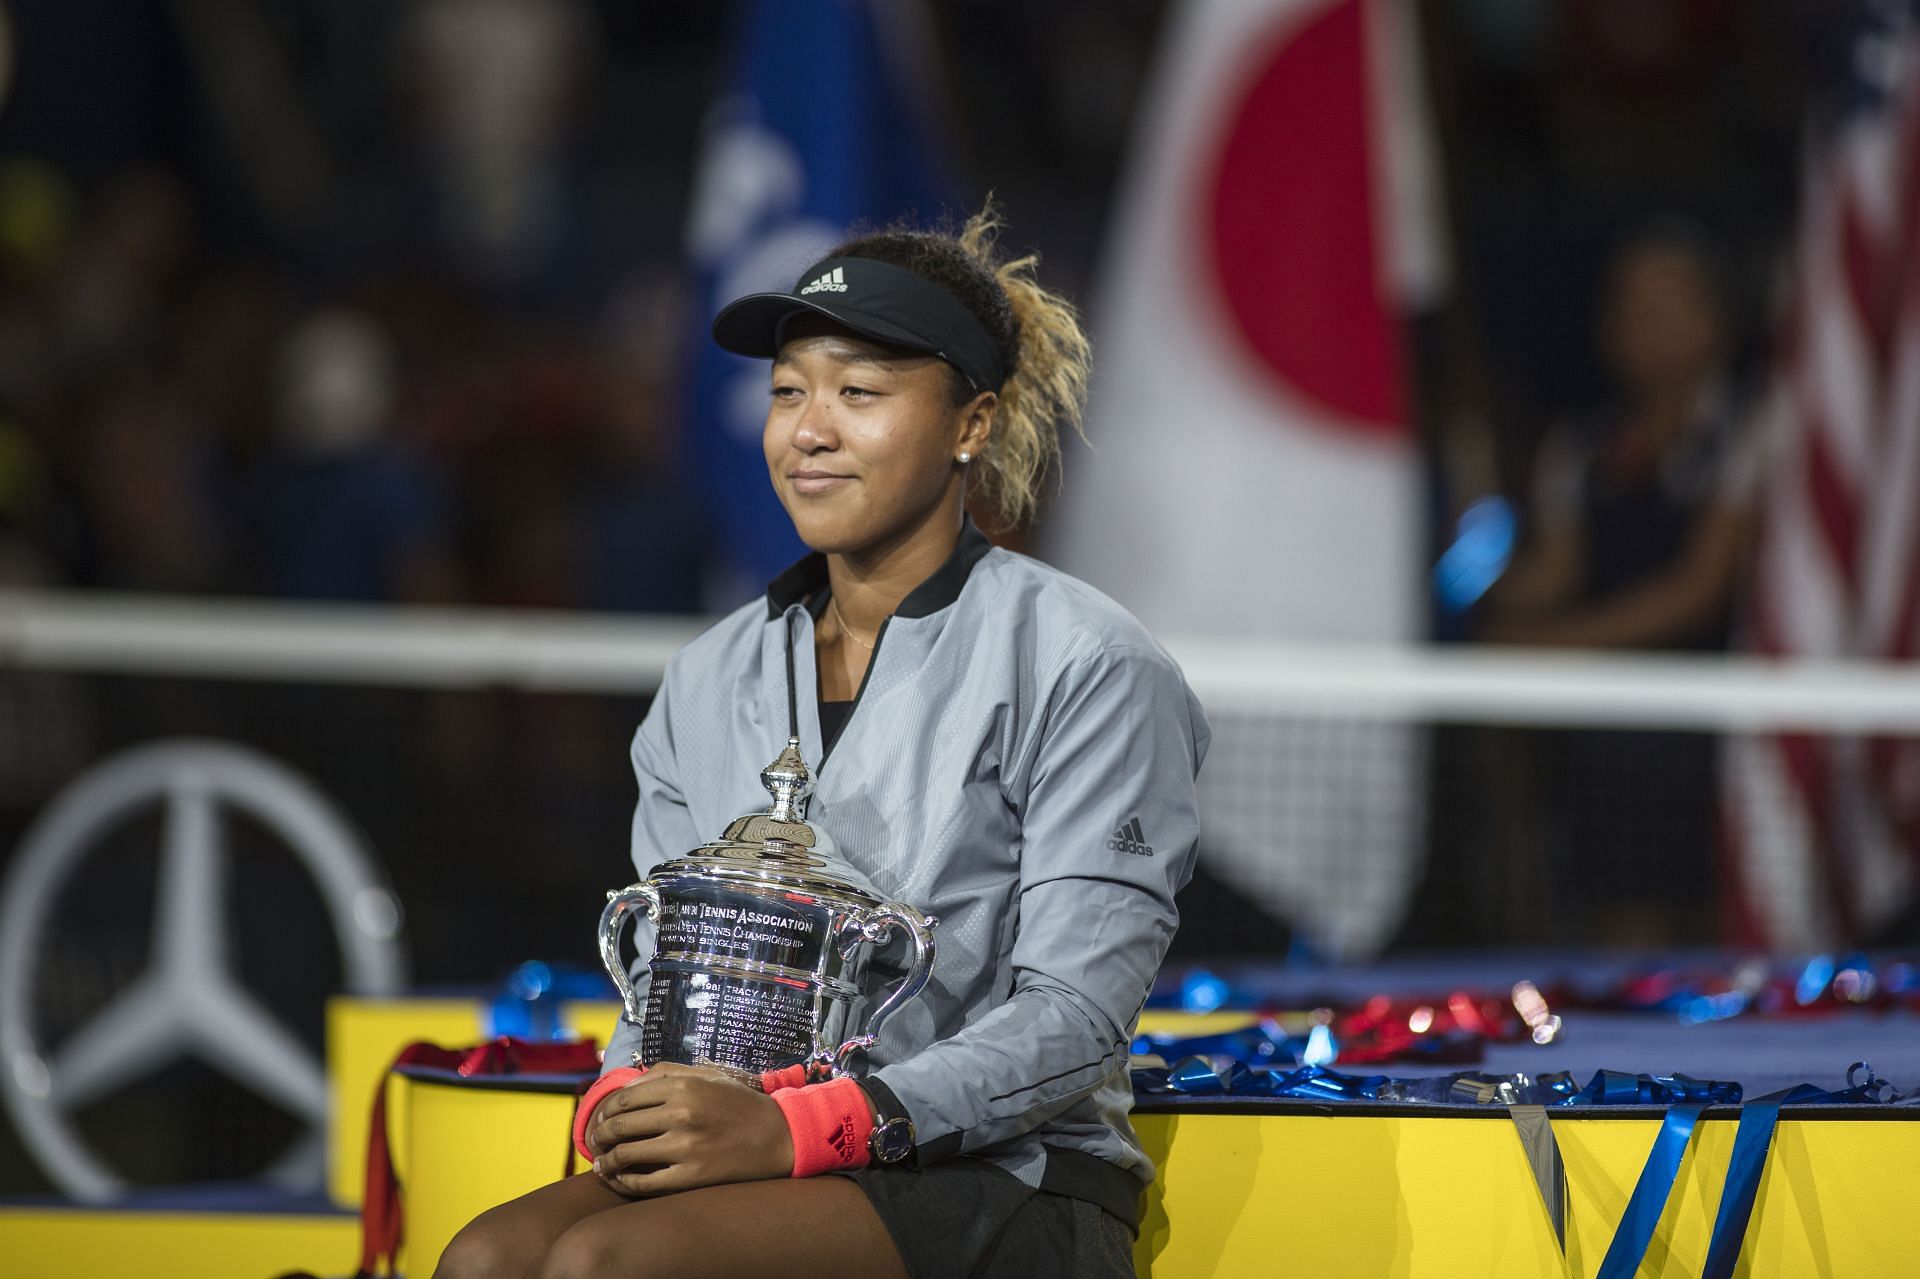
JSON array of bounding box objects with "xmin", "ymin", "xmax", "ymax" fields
[
  {"xmin": 1697, "ymin": 1064, "xmax": 1903, "ymax": 1277},
  {"xmin": 1575, "ymin": 1070, "xmax": 1742, "ymax": 1107},
  {"xmin": 1268, "ymin": 1063, "xmax": 1389, "ymax": 1102},
  {"xmin": 1595, "ymin": 1103, "xmax": 1705, "ymax": 1279},
  {"xmin": 1137, "ymin": 1059, "xmax": 1395, "ymax": 1101},
  {"xmin": 1700, "ymin": 1100, "xmax": 1780, "ymax": 1279},
  {"xmin": 1134, "ymin": 1058, "xmax": 1749, "ymax": 1109}
]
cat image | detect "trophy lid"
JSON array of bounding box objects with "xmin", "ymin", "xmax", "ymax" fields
[{"xmin": 653, "ymin": 736, "xmax": 879, "ymax": 899}]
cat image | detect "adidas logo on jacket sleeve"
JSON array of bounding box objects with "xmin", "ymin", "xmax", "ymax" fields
[{"xmin": 1106, "ymin": 815, "xmax": 1154, "ymax": 857}]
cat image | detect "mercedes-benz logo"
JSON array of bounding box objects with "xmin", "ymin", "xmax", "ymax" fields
[{"xmin": 0, "ymin": 739, "xmax": 407, "ymax": 1201}]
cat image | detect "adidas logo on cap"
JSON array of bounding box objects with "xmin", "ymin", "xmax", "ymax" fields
[
  {"xmin": 799, "ymin": 266, "xmax": 848, "ymax": 295},
  {"xmin": 1106, "ymin": 816, "xmax": 1154, "ymax": 857}
]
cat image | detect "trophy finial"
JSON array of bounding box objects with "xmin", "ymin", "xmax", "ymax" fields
[{"xmin": 762, "ymin": 736, "xmax": 814, "ymax": 823}]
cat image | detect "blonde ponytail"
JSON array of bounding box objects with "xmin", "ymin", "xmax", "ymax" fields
[{"xmin": 956, "ymin": 203, "xmax": 1092, "ymax": 531}]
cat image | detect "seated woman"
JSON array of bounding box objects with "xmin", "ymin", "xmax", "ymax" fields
[
  {"xmin": 1488, "ymin": 221, "xmax": 1758, "ymax": 946},
  {"xmin": 434, "ymin": 204, "xmax": 1209, "ymax": 1279}
]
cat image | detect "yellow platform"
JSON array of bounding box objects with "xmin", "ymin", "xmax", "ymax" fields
[
  {"xmin": 391, "ymin": 1068, "xmax": 1919, "ymax": 1278},
  {"xmin": 0, "ymin": 1202, "xmax": 359, "ymax": 1279},
  {"xmin": 6, "ymin": 996, "xmax": 1911, "ymax": 1278}
]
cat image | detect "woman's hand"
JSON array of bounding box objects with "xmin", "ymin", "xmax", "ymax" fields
[{"xmin": 584, "ymin": 1062, "xmax": 796, "ymax": 1197}]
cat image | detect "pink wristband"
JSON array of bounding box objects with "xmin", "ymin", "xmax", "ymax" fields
[
  {"xmin": 772, "ymin": 1076, "xmax": 873, "ymax": 1177},
  {"xmin": 573, "ymin": 1066, "xmax": 644, "ymax": 1162},
  {"xmin": 759, "ymin": 1062, "xmax": 811, "ymax": 1093}
]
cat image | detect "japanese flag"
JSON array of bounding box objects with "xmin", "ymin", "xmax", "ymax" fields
[{"xmin": 1048, "ymin": 0, "xmax": 1443, "ymax": 956}]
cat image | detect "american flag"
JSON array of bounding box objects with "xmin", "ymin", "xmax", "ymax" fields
[{"xmin": 1722, "ymin": 0, "xmax": 1920, "ymax": 948}]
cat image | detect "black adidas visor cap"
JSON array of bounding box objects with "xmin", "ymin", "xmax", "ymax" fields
[{"xmin": 711, "ymin": 256, "xmax": 1007, "ymax": 392}]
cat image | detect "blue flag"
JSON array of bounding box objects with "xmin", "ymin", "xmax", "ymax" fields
[{"xmin": 683, "ymin": 0, "xmax": 958, "ymax": 600}]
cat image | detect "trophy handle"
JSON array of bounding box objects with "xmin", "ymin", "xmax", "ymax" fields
[
  {"xmin": 832, "ymin": 903, "xmax": 937, "ymax": 1073},
  {"xmin": 599, "ymin": 882, "xmax": 663, "ymax": 1025}
]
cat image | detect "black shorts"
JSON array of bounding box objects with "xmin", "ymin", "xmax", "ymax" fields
[{"xmin": 840, "ymin": 1157, "xmax": 1136, "ymax": 1279}]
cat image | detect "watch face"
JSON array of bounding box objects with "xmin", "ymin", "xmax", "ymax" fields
[{"xmin": 870, "ymin": 1116, "xmax": 915, "ymax": 1164}]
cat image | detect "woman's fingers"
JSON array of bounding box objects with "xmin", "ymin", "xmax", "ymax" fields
[
  {"xmin": 594, "ymin": 1131, "xmax": 738, "ymax": 1199},
  {"xmin": 595, "ymin": 1129, "xmax": 678, "ymax": 1175},
  {"xmin": 590, "ymin": 1100, "xmax": 678, "ymax": 1152},
  {"xmin": 587, "ymin": 1096, "xmax": 672, "ymax": 1155},
  {"xmin": 598, "ymin": 1062, "xmax": 736, "ymax": 1117},
  {"xmin": 586, "ymin": 1067, "xmax": 707, "ymax": 1151},
  {"xmin": 598, "ymin": 1073, "xmax": 669, "ymax": 1116},
  {"xmin": 588, "ymin": 1066, "xmax": 794, "ymax": 1193},
  {"xmin": 599, "ymin": 1163, "xmax": 695, "ymax": 1198}
]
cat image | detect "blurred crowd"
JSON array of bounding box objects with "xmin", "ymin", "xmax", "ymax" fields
[
  {"xmin": 0, "ymin": 0, "xmax": 1819, "ymax": 623},
  {"xmin": 0, "ymin": 0, "xmax": 1163, "ymax": 617},
  {"xmin": 0, "ymin": 176, "xmax": 715, "ymax": 614},
  {"xmin": 0, "ymin": 3, "xmax": 719, "ymax": 613}
]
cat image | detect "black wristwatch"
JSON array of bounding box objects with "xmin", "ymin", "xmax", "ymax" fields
[{"xmin": 863, "ymin": 1080, "xmax": 917, "ymax": 1165}]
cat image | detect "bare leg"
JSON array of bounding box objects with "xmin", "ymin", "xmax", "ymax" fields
[
  {"xmin": 432, "ymin": 1173, "xmax": 908, "ymax": 1279},
  {"xmin": 432, "ymin": 1172, "xmax": 627, "ymax": 1279},
  {"xmin": 538, "ymin": 1176, "xmax": 908, "ymax": 1279}
]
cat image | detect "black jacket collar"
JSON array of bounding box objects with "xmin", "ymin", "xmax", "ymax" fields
[{"xmin": 765, "ymin": 518, "xmax": 994, "ymax": 620}]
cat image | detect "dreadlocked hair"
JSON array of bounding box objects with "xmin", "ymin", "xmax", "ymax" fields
[{"xmin": 831, "ymin": 199, "xmax": 1091, "ymax": 532}]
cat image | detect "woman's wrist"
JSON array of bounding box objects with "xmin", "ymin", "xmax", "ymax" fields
[
  {"xmin": 572, "ymin": 1066, "xmax": 644, "ymax": 1161},
  {"xmin": 771, "ymin": 1076, "xmax": 874, "ymax": 1176}
]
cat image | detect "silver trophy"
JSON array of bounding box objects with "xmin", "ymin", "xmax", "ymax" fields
[{"xmin": 598, "ymin": 735, "xmax": 937, "ymax": 1085}]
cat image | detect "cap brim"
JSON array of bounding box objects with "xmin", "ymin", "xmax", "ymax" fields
[{"xmin": 710, "ymin": 293, "xmax": 941, "ymax": 360}]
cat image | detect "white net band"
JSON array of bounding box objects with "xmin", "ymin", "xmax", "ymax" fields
[{"xmin": 5, "ymin": 589, "xmax": 1920, "ymax": 731}]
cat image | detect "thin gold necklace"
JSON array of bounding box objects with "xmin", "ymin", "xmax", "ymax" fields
[{"xmin": 829, "ymin": 595, "xmax": 876, "ymax": 650}]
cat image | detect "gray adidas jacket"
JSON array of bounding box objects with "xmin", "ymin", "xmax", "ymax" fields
[{"xmin": 601, "ymin": 521, "xmax": 1209, "ymax": 1221}]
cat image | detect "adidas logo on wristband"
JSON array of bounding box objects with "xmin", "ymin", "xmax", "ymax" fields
[{"xmin": 830, "ymin": 1114, "xmax": 861, "ymax": 1162}]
